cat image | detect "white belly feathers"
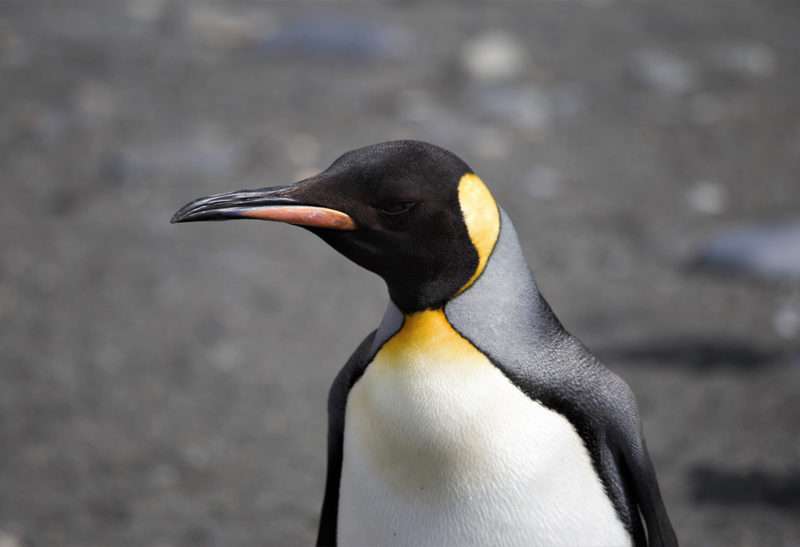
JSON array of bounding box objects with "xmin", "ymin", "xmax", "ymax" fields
[{"xmin": 337, "ymin": 310, "xmax": 629, "ymax": 546}]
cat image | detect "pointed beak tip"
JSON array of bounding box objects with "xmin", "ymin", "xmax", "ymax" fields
[{"xmin": 170, "ymin": 208, "xmax": 190, "ymax": 224}]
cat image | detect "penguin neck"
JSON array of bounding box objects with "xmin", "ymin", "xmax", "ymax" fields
[
  {"xmin": 444, "ymin": 207, "xmax": 565, "ymax": 347},
  {"xmin": 372, "ymin": 208, "xmax": 564, "ymax": 356}
]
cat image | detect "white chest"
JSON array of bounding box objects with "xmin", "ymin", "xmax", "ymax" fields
[{"xmin": 337, "ymin": 312, "xmax": 629, "ymax": 546}]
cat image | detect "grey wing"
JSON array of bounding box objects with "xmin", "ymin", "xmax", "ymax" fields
[
  {"xmin": 599, "ymin": 373, "xmax": 678, "ymax": 547},
  {"xmin": 316, "ymin": 331, "xmax": 376, "ymax": 547},
  {"xmin": 609, "ymin": 389, "xmax": 678, "ymax": 546}
]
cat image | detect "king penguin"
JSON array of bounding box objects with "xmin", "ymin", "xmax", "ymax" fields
[{"xmin": 171, "ymin": 140, "xmax": 677, "ymax": 547}]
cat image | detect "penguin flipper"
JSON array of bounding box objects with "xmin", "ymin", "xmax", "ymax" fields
[
  {"xmin": 593, "ymin": 370, "xmax": 677, "ymax": 547},
  {"xmin": 610, "ymin": 419, "xmax": 678, "ymax": 547},
  {"xmin": 316, "ymin": 330, "xmax": 377, "ymax": 547}
]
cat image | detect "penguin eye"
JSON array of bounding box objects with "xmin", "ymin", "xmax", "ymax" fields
[{"xmin": 379, "ymin": 201, "xmax": 416, "ymax": 216}]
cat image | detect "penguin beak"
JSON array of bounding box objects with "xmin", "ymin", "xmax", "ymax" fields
[{"xmin": 170, "ymin": 185, "xmax": 356, "ymax": 230}]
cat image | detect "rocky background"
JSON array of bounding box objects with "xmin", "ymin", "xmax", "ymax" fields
[{"xmin": 2, "ymin": 2, "xmax": 800, "ymax": 546}]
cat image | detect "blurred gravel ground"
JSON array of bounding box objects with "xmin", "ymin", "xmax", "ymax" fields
[{"xmin": 2, "ymin": 2, "xmax": 800, "ymax": 546}]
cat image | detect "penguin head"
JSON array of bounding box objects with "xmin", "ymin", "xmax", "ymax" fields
[{"xmin": 172, "ymin": 140, "xmax": 499, "ymax": 312}]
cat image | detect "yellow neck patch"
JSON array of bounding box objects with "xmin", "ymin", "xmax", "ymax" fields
[
  {"xmin": 375, "ymin": 309, "xmax": 484, "ymax": 371},
  {"xmin": 457, "ymin": 173, "xmax": 500, "ymax": 294}
]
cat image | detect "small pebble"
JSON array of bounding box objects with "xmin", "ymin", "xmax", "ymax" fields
[
  {"xmin": 711, "ymin": 41, "xmax": 776, "ymax": 78},
  {"xmin": 187, "ymin": 5, "xmax": 270, "ymax": 51},
  {"xmin": 632, "ymin": 49, "xmax": 696, "ymax": 94},
  {"xmin": 773, "ymin": 304, "xmax": 800, "ymax": 339},
  {"xmin": 687, "ymin": 181, "xmax": 727, "ymax": 215},
  {"xmin": 694, "ymin": 219, "xmax": 800, "ymax": 280},
  {"xmin": 461, "ymin": 31, "xmax": 527, "ymax": 82}
]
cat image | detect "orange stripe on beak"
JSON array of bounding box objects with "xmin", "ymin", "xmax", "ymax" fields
[{"xmin": 239, "ymin": 206, "xmax": 356, "ymax": 230}]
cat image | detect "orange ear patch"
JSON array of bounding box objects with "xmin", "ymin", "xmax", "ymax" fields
[{"xmin": 457, "ymin": 174, "xmax": 500, "ymax": 293}]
